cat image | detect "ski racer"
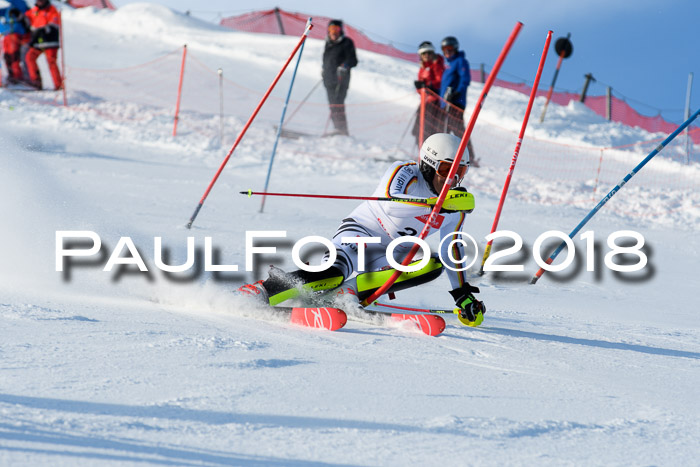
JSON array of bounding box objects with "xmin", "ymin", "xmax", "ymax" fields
[
  {"xmin": 24, "ymin": 0, "xmax": 62, "ymax": 90},
  {"xmin": 239, "ymin": 133, "xmax": 486, "ymax": 326}
]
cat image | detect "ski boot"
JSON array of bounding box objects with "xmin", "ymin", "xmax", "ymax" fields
[{"xmin": 235, "ymin": 280, "xmax": 269, "ymax": 304}]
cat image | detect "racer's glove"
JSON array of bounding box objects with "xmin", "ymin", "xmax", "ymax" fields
[
  {"xmin": 414, "ymin": 80, "xmax": 425, "ymax": 90},
  {"xmin": 426, "ymin": 188, "xmax": 475, "ymax": 212},
  {"xmin": 449, "ymin": 284, "xmax": 485, "ymax": 326}
]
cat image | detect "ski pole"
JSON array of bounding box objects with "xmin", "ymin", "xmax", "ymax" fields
[
  {"xmin": 360, "ymin": 21, "xmax": 524, "ymax": 307},
  {"xmin": 530, "ymin": 106, "xmax": 700, "ymax": 284},
  {"xmin": 241, "ymin": 190, "xmax": 434, "ymax": 207},
  {"xmin": 260, "ymin": 17, "xmax": 311, "ymax": 214},
  {"xmin": 370, "ymin": 301, "xmax": 456, "ymax": 315},
  {"xmin": 186, "ymin": 20, "xmax": 314, "ymax": 229},
  {"xmin": 479, "ymin": 30, "xmax": 552, "ymax": 276}
]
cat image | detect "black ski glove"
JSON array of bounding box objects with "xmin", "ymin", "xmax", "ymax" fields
[
  {"xmin": 414, "ymin": 80, "xmax": 425, "ymax": 90},
  {"xmin": 337, "ymin": 65, "xmax": 349, "ymax": 79},
  {"xmin": 449, "ymin": 283, "xmax": 485, "ymax": 322}
]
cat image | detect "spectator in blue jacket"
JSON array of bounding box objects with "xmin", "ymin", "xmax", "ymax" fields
[{"xmin": 439, "ymin": 36, "xmax": 477, "ymax": 165}]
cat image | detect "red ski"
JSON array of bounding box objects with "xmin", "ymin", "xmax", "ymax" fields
[
  {"xmin": 359, "ymin": 307, "xmax": 446, "ymax": 336},
  {"xmin": 388, "ymin": 313, "xmax": 446, "ymax": 337},
  {"xmin": 274, "ymin": 306, "xmax": 347, "ymax": 331}
]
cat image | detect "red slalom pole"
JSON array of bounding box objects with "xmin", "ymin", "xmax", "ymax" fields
[
  {"xmin": 241, "ymin": 190, "xmax": 433, "ymax": 207},
  {"xmin": 186, "ymin": 22, "xmax": 314, "ymax": 229},
  {"xmin": 418, "ymin": 87, "xmax": 426, "ymax": 147},
  {"xmin": 173, "ymin": 44, "xmax": 187, "ymax": 137},
  {"xmin": 59, "ymin": 10, "xmax": 67, "ymax": 106},
  {"xmin": 360, "ymin": 21, "xmax": 523, "ymax": 307},
  {"xmin": 478, "ymin": 30, "xmax": 552, "ymax": 276}
]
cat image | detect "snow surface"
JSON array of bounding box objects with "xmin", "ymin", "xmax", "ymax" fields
[{"xmin": 1, "ymin": 4, "xmax": 699, "ymax": 465}]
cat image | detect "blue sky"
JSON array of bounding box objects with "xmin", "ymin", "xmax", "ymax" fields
[{"xmin": 111, "ymin": 0, "xmax": 698, "ymax": 124}]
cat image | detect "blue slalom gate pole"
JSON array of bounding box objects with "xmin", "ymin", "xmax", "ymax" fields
[
  {"xmin": 259, "ymin": 18, "xmax": 311, "ymax": 213},
  {"xmin": 531, "ymin": 107, "xmax": 700, "ymax": 284}
]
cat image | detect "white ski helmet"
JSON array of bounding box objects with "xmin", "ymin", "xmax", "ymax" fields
[
  {"xmin": 419, "ymin": 133, "xmax": 468, "ymax": 191},
  {"xmin": 417, "ymin": 41, "xmax": 435, "ymax": 55}
]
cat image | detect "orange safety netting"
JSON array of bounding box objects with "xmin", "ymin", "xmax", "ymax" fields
[
  {"xmin": 220, "ymin": 8, "xmax": 417, "ymax": 64},
  {"xmin": 61, "ymin": 47, "xmax": 699, "ymax": 191},
  {"xmin": 66, "ymin": 0, "xmax": 116, "ymax": 9}
]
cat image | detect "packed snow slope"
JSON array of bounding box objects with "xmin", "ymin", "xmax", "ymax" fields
[{"xmin": 1, "ymin": 4, "xmax": 699, "ymax": 466}]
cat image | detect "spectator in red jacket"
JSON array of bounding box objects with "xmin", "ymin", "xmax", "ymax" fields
[
  {"xmin": 24, "ymin": 0, "xmax": 62, "ymax": 90},
  {"xmin": 1, "ymin": 1, "xmax": 31, "ymax": 85},
  {"xmin": 411, "ymin": 41, "xmax": 446, "ymax": 147}
]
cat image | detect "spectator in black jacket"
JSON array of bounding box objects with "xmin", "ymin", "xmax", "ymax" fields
[{"xmin": 322, "ymin": 19, "xmax": 357, "ymax": 136}]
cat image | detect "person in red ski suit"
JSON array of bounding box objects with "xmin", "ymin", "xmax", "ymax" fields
[
  {"xmin": 24, "ymin": 0, "xmax": 62, "ymax": 90},
  {"xmin": 1, "ymin": 1, "xmax": 31, "ymax": 85},
  {"xmin": 411, "ymin": 41, "xmax": 446, "ymax": 147}
]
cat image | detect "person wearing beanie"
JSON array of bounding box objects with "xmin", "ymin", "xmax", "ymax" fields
[{"xmin": 321, "ymin": 19, "xmax": 358, "ymax": 136}]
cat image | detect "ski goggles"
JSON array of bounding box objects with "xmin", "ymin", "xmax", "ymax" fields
[
  {"xmin": 436, "ymin": 160, "xmax": 468, "ymax": 181},
  {"xmin": 442, "ymin": 45, "xmax": 456, "ymax": 56}
]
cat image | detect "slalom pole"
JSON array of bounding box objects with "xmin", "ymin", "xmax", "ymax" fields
[
  {"xmin": 186, "ymin": 21, "xmax": 314, "ymax": 229},
  {"xmin": 260, "ymin": 18, "xmax": 311, "ymax": 214},
  {"xmin": 173, "ymin": 44, "xmax": 187, "ymax": 137},
  {"xmin": 360, "ymin": 21, "xmax": 524, "ymax": 307},
  {"xmin": 479, "ymin": 30, "xmax": 552, "ymax": 276},
  {"xmin": 241, "ymin": 190, "xmax": 434, "ymax": 207},
  {"xmin": 530, "ymin": 106, "xmax": 700, "ymax": 284},
  {"xmin": 58, "ymin": 10, "xmax": 67, "ymax": 106},
  {"xmin": 418, "ymin": 87, "xmax": 426, "ymax": 147}
]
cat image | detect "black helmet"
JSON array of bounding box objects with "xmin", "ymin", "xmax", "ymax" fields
[
  {"xmin": 417, "ymin": 41, "xmax": 435, "ymax": 55},
  {"xmin": 441, "ymin": 36, "xmax": 459, "ymax": 50},
  {"xmin": 328, "ymin": 19, "xmax": 343, "ymax": 29}
]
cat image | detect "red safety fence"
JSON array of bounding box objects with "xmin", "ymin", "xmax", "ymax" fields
[
  {"xmin": 220, "ymin": 8, "xmax": 417, "ymax": 64},
  {"xmin": 66, "ymin": 0, "xmax": 116, "ymax": 9},
  {"xmin": 493, "ymin": 75, "xmax": 700, "ymax": 144},
  {"xmin": 221, "ymin": 8, "xmax": 699, "ymax": 145}
]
